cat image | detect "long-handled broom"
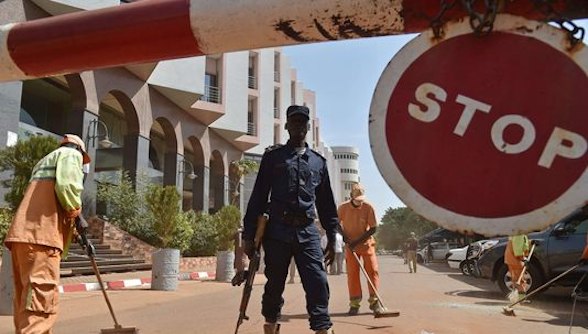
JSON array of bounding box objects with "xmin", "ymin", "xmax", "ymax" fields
[
  {"xmin": 350, "ymin": 251, "xmax": 400, "ymax": 318},
  {"xmin": 90, "ymin": 255, "xmax": 140, "ymax": 334},
  {"xmin": 502, "ymin": 263, "xmax": 582, "ymax": 316},
  {"xmin": 76, "ymin": 216, "xmax": 139, "ymax": 333}
]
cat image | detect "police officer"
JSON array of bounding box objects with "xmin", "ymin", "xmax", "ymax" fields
[{"xmin": 243, "ymin": 105, "xmax": 339, "ymax": 334}]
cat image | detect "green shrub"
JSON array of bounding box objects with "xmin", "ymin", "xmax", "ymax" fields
[
  {"xmin": 169, "ymin": 210, "xmax": 195, "ymax": 252},
  {"xmin": 213, "ymin": 205, "xmax": 241, "ymax": 251},
  {"xmin": 97, "ymin": 171, "xmax": 143, "ymax": 225},
  {"xmin": 96, "ymin": 171, "xmax": 158, "ymax": 244},
  {"xmin": 0, "ymin": 136, "xmax": 60, "ymax": 210},
  {"xmin": 0, "ymin": 208, "xmax": 13, "ymax": 255},
  {"xmin": 145, "ymin": 184, "xmax": 193, "ymax": 252},
  {"xmin": 185, "ymin": 211, "xmax": 218, "ymax": 256}
]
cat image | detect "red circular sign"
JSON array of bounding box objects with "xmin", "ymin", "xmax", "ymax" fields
[{"xmin": 370, "ymin": 15, "xmax": 588, "ymax": 235}]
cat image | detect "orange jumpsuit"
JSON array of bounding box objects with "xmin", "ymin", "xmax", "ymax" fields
[
  {"xmin": 5, "ymin": 144, "xmax": 85, "ymax": 333},
  {"xmin": 338, "ymin": 200, "xmax": 379, "ymax": 308},
  {"xmin": 504, "ymin": 235, "xmax": 529, "ymax": 293}
]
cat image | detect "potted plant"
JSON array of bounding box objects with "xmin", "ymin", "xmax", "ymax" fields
[
  {"xmin": 212, "ymin": 205, "xmax": 242, "ymax": 282},
  {"xmin": 146, "ymin": 184, "xmax": 193, "ymax": 290}
]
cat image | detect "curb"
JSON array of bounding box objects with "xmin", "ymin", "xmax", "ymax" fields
[{"xmin": 58, "ymin": 272, "xmax": 216, "ymax": 293}]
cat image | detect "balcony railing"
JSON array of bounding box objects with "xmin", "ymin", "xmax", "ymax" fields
[
  {"xmin": 248, "ymin": 76, "xmax": 257, "ymax": 89},
  {"xmin": 274, "ymin": 71, "xmax": 280, "ymax": 82},
  {"xmin": 201, "ymin": 85, "xmax": 221, "ymax": 104},
  {"xmin": 273, "ymin": 107, "xmax": 279, "ymax": 119},
  {"xmin": 247, "ymin": 122, "xmax": 257, "ymax": 136}
]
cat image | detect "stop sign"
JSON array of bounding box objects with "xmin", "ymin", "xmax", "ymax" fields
[{"xmin": 369, "ymin": 14, "xmax": 588, "ymax": 236}]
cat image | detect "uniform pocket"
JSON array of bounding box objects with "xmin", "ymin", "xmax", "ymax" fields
[{"xmin": 26, "ymin": 280, "xmax": 58, "ymax": 314}]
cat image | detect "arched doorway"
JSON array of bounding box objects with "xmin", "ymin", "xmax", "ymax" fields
[
  {"xmin": 148, "ymin": 117, "xmax": 178, "ymax": 186},
  {"xmin": 209, "ymin": 150, "xmax": 226, "ymax": 214},
  {"xmin": 93, "ymin": 90, "xmax": 139, "ymax": 185},
  {"xmin": 186, "ymin": 136, "xmax": 206, "ymax": 212}
]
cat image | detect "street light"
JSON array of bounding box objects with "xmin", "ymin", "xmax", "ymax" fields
[
  {"xmin": 179, "ymin": 159, "xmax": 197, "ymax": 180},
  {"xmin": 86, "ymin": 119, "xmax": 113, "ymax": 149}
]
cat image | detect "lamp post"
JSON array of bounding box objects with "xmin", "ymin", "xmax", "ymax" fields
[
  {"xmin": 86, "ymin": 119, "xmax": 113, "ymax": 149},
  {"xmin": 179, "ymin": 159, "xmax": 197, "ymax": 180}
]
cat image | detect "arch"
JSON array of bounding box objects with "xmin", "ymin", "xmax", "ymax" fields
[
  {"xmin": 209, "ymin": 149, "xmax": 226, "ymax": 214},
  {"xmin": 186, "ymin": 136, "xmax": 206, "ymax": 211},
  {"xmin": 149, "ymin": 117, "xmax": 178, "ymax": 186},
  {"xmin": 94, "ymin": 90, "xmax": 140, "ymax": 185}
]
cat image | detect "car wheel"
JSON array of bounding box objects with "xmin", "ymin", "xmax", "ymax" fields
[
  {"xmin": 460, "ymin": 261, "xmax": 472, "ymax": 276},
  {"xmin": 468, "ymin": 261, "xmax": 480, "ymax": 277},
  {"xmin": 496, "ymin": 263, "xmax": 543, "ymax": 296},
  {"xmin": 417, "ymin": 254, "xmax": 424, "ymax": 264}
]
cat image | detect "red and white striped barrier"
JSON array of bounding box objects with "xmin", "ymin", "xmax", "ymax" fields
[
  {"xmin": 0, "ymin": 0, "xmax": 586, "ymax": 82},
  {"xmin": 58, "ymin": 271, "xmax": 215, "ymax": 293}
]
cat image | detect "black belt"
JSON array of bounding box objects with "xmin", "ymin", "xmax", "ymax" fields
[{"xmin": 282, "ymin": 213, "xmax": 310, "ymax": 227}]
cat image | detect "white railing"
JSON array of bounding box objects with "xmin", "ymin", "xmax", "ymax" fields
[
  {"xmin": 201, "ymin": 85, "xmax": 221, "ymax": 103},
  {"xmin": 247, "ymin": 122, "xmax": 256, "ymax": 136},
  {"xmin": 248, "ymin": 76, "xmax": 257, "ymax": 89}
]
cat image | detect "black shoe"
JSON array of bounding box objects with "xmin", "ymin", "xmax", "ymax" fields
[{"xmin": 348, "ymin": 307, "xmax": 359, "ymax": 316}]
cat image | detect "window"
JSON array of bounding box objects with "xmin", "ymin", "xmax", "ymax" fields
[
  {"xmin": 274, "ymin": 88, "xmax": 280, "ymax": 118},
  {"xmin": 248, "ymin": 52, "xmax": 258, "ymax": 89},
  {"xmin": 274, "ymin": 52, "xmax": 280, "ymax": 82},
  {"xmin": 247, "ymin": 98, "xmax": 258, "ymax": 136},
  {"xmin": 202, "ymin": 57, "xmax": 222, "ymax": 103}
]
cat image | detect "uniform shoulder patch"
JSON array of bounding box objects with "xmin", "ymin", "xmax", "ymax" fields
[
  {"xmin": 309, "ymin": 148, "xmax": 326, "ymax": 160},
  {"xmin": 264, "ymin": 144, "xmax": 283, "ymax": 153}
]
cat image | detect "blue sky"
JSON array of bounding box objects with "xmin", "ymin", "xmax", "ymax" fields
[{"xmin": 283, "ymin": 19, "xmax": 588, "ymax": 222}]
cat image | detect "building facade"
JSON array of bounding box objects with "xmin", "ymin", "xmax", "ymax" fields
[
  {"xmin": 331, "ymin": 146, "xmax": 360, "ymax": 203},
  {"xmin": 0, "ymin": 0, "xmax": 330, "ymax": 215}
]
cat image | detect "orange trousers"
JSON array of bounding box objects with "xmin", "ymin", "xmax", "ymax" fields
[
  {"xmin": 11, "ymin": 243, "xmax": 61, "ymax": 334},
  {"xmin": 507, "ymin": 261, "xmax": 526, "ymax": 292},
  {"xmin": 345, "ymin": 246, "xmax": 379, "ymax": 303}
]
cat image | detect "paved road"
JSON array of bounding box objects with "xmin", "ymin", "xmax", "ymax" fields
[{"xmin": 1, "ymin": 256, "xmax": 586, "ymax": 333}]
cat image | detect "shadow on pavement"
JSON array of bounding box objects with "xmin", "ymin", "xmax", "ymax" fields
[
  {"xmin": 280, "ymin": 312, "xmax": 393, "ymax": 330},
  {"xmin": 428, "ymin": 259, "xmax": 588, "ymax": 331}
]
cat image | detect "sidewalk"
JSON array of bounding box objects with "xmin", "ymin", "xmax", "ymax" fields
[{"xmin": 58, "ymin": 269, "xmax": 216, "ymax": 293}]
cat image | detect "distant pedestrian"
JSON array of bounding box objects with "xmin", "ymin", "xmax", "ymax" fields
[
  {"xmin": 331, "ymin": 232, "xmax": 344, "ymax": 275},
  {"xmin": 405, "ymin": 232, "xmax": 419, "ymax": 273},
  {"xmin": 425, "ymin": 243, "xmax": 433, "ymax": 264}
]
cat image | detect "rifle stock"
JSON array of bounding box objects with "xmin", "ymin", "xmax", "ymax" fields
[{"xmin": 234, "ymin": 214, "xmax": 269, "ymax": 334}]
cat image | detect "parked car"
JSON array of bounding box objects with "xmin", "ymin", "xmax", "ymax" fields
[
  {"xmin": 417, "ymin": 241, "xmax": 461, "ymax": 263},
  {"xmin": 477, "ymin": 208, "xmax": 588, "ymax": 295},
  {"xmin": 447, "ymin": 240, "xmax": 498, "ymax": 276}
]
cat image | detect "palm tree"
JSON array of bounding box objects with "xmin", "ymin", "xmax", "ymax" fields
[{"xmin": 229, "ymin": 159, "xmax": 258, "ymax": 206}]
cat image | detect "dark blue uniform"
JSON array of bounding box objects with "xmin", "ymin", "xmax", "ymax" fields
[{"xmin": 243, "ymin": 141, "xmax": 339, "ymax": 331}]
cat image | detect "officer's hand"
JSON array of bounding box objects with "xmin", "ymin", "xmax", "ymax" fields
[
  {"xmin": 231, "ymin": 270, "xmax": 249, "ymax": 286},
  {"xmin": 324, "ymin": 240, "xmax": 335, "ymax": 267},
  {"xmin": 243, "ymin": 239, "xmax": 256, "ymax": 259}
]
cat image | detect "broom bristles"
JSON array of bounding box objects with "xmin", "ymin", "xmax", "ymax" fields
[{"xmin": 507, "ymin": 288, "xmax": 519, "ymax": 303}]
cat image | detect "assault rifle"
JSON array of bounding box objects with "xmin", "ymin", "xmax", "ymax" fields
[{"xmin": 234, "ymin": 213, "xmax": 269, "ymax": 334}]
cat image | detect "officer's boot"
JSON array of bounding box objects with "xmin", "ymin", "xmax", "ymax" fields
[{"xmin": 263, "ymin": 323, "xmax": 281, "ymax": 334}]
